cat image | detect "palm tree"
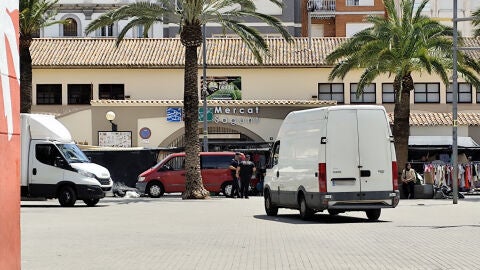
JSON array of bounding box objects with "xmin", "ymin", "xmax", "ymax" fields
[
  {"xmin": 20, "ymin": 0, "xmax": 64, "ymax": 113},
  {"xmin": 86, "ymin": 0, "xmax": 292, "ymax": 199},
  {"xmin": 326, "ymin": 0, "xmax": 480, "ymax": 176},
  {"xmin": 473, "ymin": 7, "xmax": 480, "ymax": 37}
]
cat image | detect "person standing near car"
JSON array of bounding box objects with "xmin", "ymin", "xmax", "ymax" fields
[
  {"xmin": 228, "ymin": 152, "xmax": 241, "ymax": 198},
  {"xmin": 236, "ymin": 154, "xmax": 256, "ymax": 199}
]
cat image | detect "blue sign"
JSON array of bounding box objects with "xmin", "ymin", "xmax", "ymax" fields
[
  {"xmin": 139, "ymin": 127, "xmax": 151, "ymax": 139},
  {"xmin": 167, "ymin": 108, "xmax": 182, "ymax": 122}
]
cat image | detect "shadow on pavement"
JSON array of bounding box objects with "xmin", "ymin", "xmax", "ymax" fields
[
  {"xmin": 254, "ymin": 213, "xmax": 390, "ymax": 224},
  {"xmin": 398, "ymin": 224, "xmax": 480, "ymax": 230},
  {"xmin": 21, "ymin": 204, "xmax": 108, "ymax": 208}
]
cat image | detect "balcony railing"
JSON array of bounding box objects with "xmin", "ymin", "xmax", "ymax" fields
[{"xmin": 307, "ymin": 0, "xmax": 336, "ymax": 12}]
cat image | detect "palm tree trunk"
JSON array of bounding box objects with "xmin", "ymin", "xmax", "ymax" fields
[
  {"xmin": 181, "ymin": 26, "xmax": 209, "ymax": 200},
  {"xmin": 392, "ymin": 74, "xmax": 414, "ymax": 183},
  {"xmin": 20, "ymin": 37, "xmax": 32, "ymax": 113}
]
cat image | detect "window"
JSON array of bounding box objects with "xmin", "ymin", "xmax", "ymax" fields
[
  {"xmin": 201, "ymin": 155, "xmax": 232, "ymax": 169},
  {"xmin": 414, "ymin": 83, "xmax": 440, "ymax": 103},
  {"xmin": 100, "ymin": 24, "xmax": 114, "ymax": 37},
  {"xmin": 68, "ymin": 84, "xmax": 92, "ymax": 104},
  {"xmin": 346, "ymin": 0, "xmax": 360, "ymax": 6},
  {"xmin": 350, "ymin": 83, "xmax": 376, "ymax": 103},
  {"xmin": 36, "ymin": 84, "xmax": 62, "ymax": 105},
  {"xmin": 35, "ymin": 144, "xmax": 64, "ymax": 167},
  {"xmin": 137, "ymin": 25, "xmax": 144, "ymax": 38},
  {"xmin": 447, "ymin": 83, "xmax": 472, "ymax": 103},
  {"xmin": 318, "ymin": 83, "xmax": 344, "ymax": 103},
  {"xmin": 99, "ymin": 84, "xmax": 125, "ymax": 100},
  {"xmin": 162, "ymin": 156, "xmax": 185, "ymax": 171},
  {"xmin": 63, "ymin": 18, "xmax": 78, "ymax": 37},
  {"xmin": 382, "ymin": 83, "xmax": 396, "ymax": 103},
  {"xmin": 346, "ymin": 0, "xmax": 374, "ymax": 6},
  {"xmin": 271, "ymin": 141, "xmax": 280, "ymax": 167}
]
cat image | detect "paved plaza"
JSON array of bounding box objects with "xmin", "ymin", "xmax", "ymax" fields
[{"xmin": 21, "ymin": 195, "xmax": 480, "ymax": 270}]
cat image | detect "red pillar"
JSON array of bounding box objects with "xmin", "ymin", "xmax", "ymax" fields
[{"xmin": 0, "ymin": 1, "xmax": 21, "ymax": 269}]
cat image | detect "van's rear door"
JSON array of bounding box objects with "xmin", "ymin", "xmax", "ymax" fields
[
  {"xmin": 326, "ymin": 109, "xmax": 361, "ymax": 194},
  {"xmin": 357, "ymin": 109, "xmax": 393, "ymax": 193}
]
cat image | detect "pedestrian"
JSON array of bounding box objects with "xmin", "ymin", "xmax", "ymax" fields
[
  {"xmin": 228, "ymin": 152, "xmax": 241, "ymax": 198},
  {"xmin": 401, "ymin": 162, "xmax": 416, "ymax": 199},
  {"xmin": 236, "ymin": 154, "xmax": 256, "ymax": 199}
]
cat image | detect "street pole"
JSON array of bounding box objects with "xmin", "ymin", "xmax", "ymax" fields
[
  {"xmin": 452, "ymin": 0, "xmax": 458, "ymax": 204},
  {"xmin": 202, "ymin": 23, "xmax": 209, "ymax": 152}
]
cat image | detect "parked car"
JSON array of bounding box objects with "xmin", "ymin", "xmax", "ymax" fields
[{"xmin": 137, "ymin": 152, "xmax": 254, "ymax": 197}]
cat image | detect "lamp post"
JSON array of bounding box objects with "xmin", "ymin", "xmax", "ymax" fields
[
  {"xmin": 105, "ymin": 111, "xmax": 118, "ymax": 132},
  {"xmin": 202, "ymin": 23, "xmax": 208, "ymax": 152}
]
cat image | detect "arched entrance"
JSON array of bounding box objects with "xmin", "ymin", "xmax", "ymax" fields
[{"xmin": 159, "ymin": 124, "xmax": 266, "ymax": 151}]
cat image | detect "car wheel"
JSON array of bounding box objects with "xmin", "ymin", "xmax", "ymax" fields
[
  {"xmin": 147, "ymin": 182, "xmax": 164, "ymax": 198},
  {"xmin": 264, "ymin": 191, "xmax": 278, "ymax": 216},
  {"xmin": 299, "ymin": 194, "xmax": 314, "ymax": 220},
  {"xmin": 222, "ymin": 182, "xmax": 233, "ymax": 198},
  {"xmin": 83, "ymin": 198, "xmax": 100, "ymax": 207},
  {"xmin": 366, "ymin": 209, "xmax": 381, "ymax": 221},
  {"xmin": 58, "ymin": 186, "xmax": 76, "ymax": 207}
]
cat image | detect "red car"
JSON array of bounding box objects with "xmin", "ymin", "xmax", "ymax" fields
[{"xmin": 137, "ymin": 152, "xmax": 254, "ymax": 197}]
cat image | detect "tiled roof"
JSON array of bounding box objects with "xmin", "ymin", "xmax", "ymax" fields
[
  {"xmin": 90, "ymin": 99, "xmax": 337, "ymax": 106},
  {"xmin": 30, "ymin": 37, "xmax": 347, "ymax": 68},
  {"xmin": 30, "ymin": 37, "xmax": 480, "ymax": 68},
  {"xmin": 387, "ymin": 112, "xmax": 480, "ymax": 126}
]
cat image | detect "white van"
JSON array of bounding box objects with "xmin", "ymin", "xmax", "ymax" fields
[
  {"xmin": 264, "ymin": 105, "xmax": 399, "ymax": 221},
  {"xmin": 21, "ymin": 114, "xmax": 113, "ymax": 207}
]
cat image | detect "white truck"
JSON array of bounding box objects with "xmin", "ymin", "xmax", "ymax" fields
[
  {"xmin": 21, "ymin": 114, "xmax": 112, "ymax": 207},
  {"xmin": 264, "ymin": 105, "xmax": 399, "ymax": 221}
]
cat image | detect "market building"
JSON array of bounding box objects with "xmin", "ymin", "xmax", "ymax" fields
[{"xmin": 30, "ymin": 37, "xmax": 480, "ymax": 160}]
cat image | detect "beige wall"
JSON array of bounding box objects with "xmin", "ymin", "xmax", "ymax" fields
[
  {"xmin": 58, "ymin": 109, "xmax": 92, "ymax": 144},
  {"xmin": 33, "ymin": 67, "xmax": 475, "ymax": 109},
  {"xmin": 137, "ymin": 116, "xmax": 283, "ymax": 148},
  {"xmin": 411, "ymin": 126, "xmax": 469, "ymax": 137}
]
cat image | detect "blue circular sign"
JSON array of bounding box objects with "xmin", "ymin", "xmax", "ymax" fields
[{"xmin": 139, "ymin": 127, "xmax": 151, "ymax": 139}]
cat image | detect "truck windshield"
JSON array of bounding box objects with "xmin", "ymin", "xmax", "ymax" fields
[{"xmin": 57, "ymin": 144, "xmax": 90, "ymax": 163}]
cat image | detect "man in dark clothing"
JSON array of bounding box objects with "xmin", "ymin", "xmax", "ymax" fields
[
  {"xmin": 236, "ymin": 154, "xmax": 256, "ymax": 199},
  {"xmin": 228, "ymin": 153, "xmax": 241, "ymax": 198}
]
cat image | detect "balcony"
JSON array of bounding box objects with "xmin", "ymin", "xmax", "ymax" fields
[{"xmin": 307, "ymin": 0, "xmax": 336, "ymax": 18}]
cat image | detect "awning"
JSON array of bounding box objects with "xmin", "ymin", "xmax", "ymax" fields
[{"xmin": 409, "ymin": 136, "xmax": 480, "ymax": 150}]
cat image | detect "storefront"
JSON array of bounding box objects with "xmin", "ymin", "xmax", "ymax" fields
[{"xmin": 78, "ymin": 99, "xmax": 336, "ymax": 150}]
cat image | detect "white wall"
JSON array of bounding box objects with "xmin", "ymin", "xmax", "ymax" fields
[
  {"xmin": 254, "ymin": 0, "xmax": 282, "ymax": 15},
  {"xmin": 346, "ymin": 23, "xmax": 373, "ymax": 37}
]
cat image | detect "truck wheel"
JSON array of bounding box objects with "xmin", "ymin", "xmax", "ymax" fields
[
  {"xmin": 264, "ymin": 191, "xmax": 278, "ymax": 216},
  {"xmin": 83, "ymin": 198, "xmax": 100, "ymax": 207},
  {"xmin": 222, "ymin": 182, "xmax": 233, "ymax": 198},
  {"xmin": 299, "ymin": 194, "xmax": 314, "ymax": 220},
  {"xmin": 147, "ymin": 182, "xmax": 164, "ymax": 198},
  {"xmin": 58, "ymin": 186, "xmax": 76, "ymax": 207},
  {"xmin": 366, "ymin": 209, "xmax": 381, "ymax": 221}
]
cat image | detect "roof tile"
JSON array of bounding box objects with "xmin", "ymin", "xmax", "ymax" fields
[{"xmin": 388, "ymin": 112, "xmax": 480, "ymax": 126}]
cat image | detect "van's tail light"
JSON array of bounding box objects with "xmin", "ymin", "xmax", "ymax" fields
[
  {"xmin": 392, "ymin": 161, "xmax": 398, "ymax": 191},
  {"xmin": 318, "ymin": 163, "xmax": 327, "ymax": 193}
]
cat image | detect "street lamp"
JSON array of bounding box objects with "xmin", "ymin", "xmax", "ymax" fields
[
  {"xmin": 202, "ymin": 23, "xmax": 208, "ymax": 152},
  {"xmin": 105, "ymin": 111, "xmax": 118, "ymax": 132}
]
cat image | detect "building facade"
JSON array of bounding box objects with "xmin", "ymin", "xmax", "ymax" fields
[{"xmin": 30, "ymin": 37, "xmax": 480, "ymax": 152}]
